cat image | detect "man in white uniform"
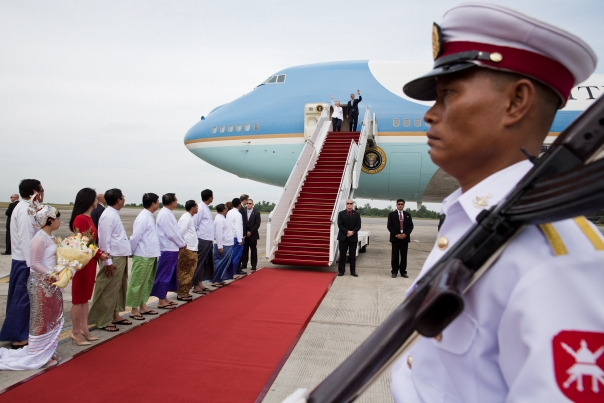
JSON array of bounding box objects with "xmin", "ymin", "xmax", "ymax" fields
[
  {"xmin": 226, "ymin": 198, "xmax": 244, "ymax": 279},
  {"xmin": 177, "ymin": 200, "xmax": 199, "ymax": 301},
  {"xmin": 389, "ymin": 4, "xmax": 604, "ymax": 402}
]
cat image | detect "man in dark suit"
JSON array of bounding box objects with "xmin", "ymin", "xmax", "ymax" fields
[
  {"xmin": 242, "ymin": 199, "xmax": 261, "ymax": 271},
  {"xmin": 337, "ymin": 199, "xmax": 362, "ymax": 277},
  {"xmin": 2, "ymin": 194, "xmax": 19, "ymax": 255},
  {"xmin": 91, "ymin": 193, "xmax": 106, "ymax": 230},
  {"xmin": 387, "ymin": 199, "xmax": 414, "ymax": 278},
  {"xmin": 346, "ymin": 89, "xmax": 362, "ymax": 131},
  {"xmin": 236, "ymin": 193, "xmax": 249, "ymax": 274}
]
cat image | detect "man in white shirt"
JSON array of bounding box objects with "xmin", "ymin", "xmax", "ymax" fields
[
  {"xmin": 177, "ymin": 200, "xmax": 199, "ymax": 301},
  {"xmin": 126, "ymin": 193, "xmax": 161, "ymax": 320},
  {"xmin": 389, "ymin": 4, "xmax": 604, "ymax": 402},
  {"xmin": 89, "ymin": 188, "xmax": 133, "ymax": 332},
  {"xmin": 0, "ymin": 179, "xmax": 43, "ymax": 347},
  {"xmin": 330, "ymin": 95, "xmax": 343, "ymax": 132},
  {"xmin": 192, "ymin": 189, "xmax": 214, "ymax": 294},
  {"xmin": 151, "ymin": 193, "xmax": 186, "ymax": 309},
  {"xmin": 211, "ymin": 204, "xmax": 234, "ymax": 286},
  {"xmin": 227, "ymin": 198, "xmax": 244, "ymax": 279}
]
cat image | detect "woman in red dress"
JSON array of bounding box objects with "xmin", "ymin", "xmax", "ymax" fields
[{"xmin": 69, "ymin": 188, "xmax": 109, "ymax": 345}]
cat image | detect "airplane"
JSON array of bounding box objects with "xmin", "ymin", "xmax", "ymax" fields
[{"xmin": 184, "ymin": 60, "xmax": 603, "ymax": 204}]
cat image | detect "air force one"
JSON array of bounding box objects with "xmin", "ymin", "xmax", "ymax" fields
[{"xmin": 184, "ymin": 60, "xmax": 603, "ymax": 203}]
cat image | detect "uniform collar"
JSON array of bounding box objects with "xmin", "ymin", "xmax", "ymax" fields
[
  {"xmin": 108, "ymin": 206, "xmax": 120, "ymax": 215},
  {"xmin": 442, "ymin": 160, "xmax": 533, "ymax": 223}
]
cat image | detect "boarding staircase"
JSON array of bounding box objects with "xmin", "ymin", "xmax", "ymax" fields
[{"xmin": 266, "ymin": 107, "xmax": 377, "ymax": 266}]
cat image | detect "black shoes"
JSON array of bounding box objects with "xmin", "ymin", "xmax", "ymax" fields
[
  {"xmin": 337, "ymin": 273, "xmax": 344, "ymax": 276},
  {"xmin": 392, "ymin": 274, "xmax": 397, "ymax": 278},
  {"xmin": 251, "ymin": 268, "xmax": 256, "ymax": 271},
  {"xmin": 401, "ymin": 273, "xmax": 409, "ymax": 278},
  {"xmin": 351, "ymin": 273, "xmax": 358, "ymax": 277},
  {"xmin": 236, "ymin": 270, "xmax": 247, "ymax": 275},
  {"xmin": 1, "ymin": 252, "xmax": 9, "ymax": 255}
]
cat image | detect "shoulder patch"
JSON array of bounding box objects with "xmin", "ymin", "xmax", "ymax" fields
[
  {"xmin": 538, "ymin": 223, "xmax": 568, "ymax": 256},
  {"xmin": 573, "ymin": 216, "xmax": 604, "ymax": 251}
]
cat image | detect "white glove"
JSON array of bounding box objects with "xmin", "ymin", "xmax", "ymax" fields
[{"xmin": 281, "ymin": 388, "xmax": 309, "ymax": 403}]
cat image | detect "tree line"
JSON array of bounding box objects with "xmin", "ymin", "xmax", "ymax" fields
[{"xmin": 358, "ymin": 203, "xmax": 441, "ymax": 219}]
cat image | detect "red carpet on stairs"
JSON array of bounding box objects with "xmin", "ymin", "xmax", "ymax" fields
[
  {"xmin": 0, "ymin": 269, "xmax": 336, "ymax": 403},
  {"xmin": 272, "ymin": 131, "xmax": 360, "ymax": 267}
]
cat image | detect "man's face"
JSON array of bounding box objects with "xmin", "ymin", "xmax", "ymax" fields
[
  {"xmin": 424, "ymin": 69, "xmax": 507, "ymax": 179},
  {"xmin": 346, "ymin": 200, "xmax": 354, "ymax": 211},
  {"xmin": 336, "ymin": 101, "xmax": 340, "ymax": 107},
  {"xmin": 247, "ymin": 200, "xmax": 254, "ymax": 210},
  {"xmin": 350, "ymin": 94, "xmax": 355, "ymax": 100},
  {"xmin": 190, "ymin": 204, "xmax": 199, "ymax": 216},
  {"xmin": 397, "ymin": 201, "xmax": 405, "ymax": 211},
  {"xmin": 10, "ymin": 194, "xmax": 18, "ymax": 202},
  {"xmin": 37, "ymin": 184, "xmax": 45, "ymax": 202}
]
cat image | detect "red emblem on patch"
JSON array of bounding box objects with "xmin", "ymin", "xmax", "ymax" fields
[{"xmin": 552, "ymin": 330, "xmax": 604, "ymax": 402}]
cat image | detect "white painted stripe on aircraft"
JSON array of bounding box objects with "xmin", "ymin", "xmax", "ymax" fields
[{"xmin": 186, "ymin": 137, "xmax": 305, "ymax": 149}]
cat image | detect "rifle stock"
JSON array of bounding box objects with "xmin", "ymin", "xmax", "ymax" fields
[{"xmin": 307, "ymin": 96, "xmax": 604, "ymax": 403}]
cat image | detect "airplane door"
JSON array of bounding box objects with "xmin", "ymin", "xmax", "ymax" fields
[
  {"xmin": 388, "ymin": 153, "xmax": 421, "ymax": 199},
  {"xmin": 304, "ymin": 103, "xmax": 328, "ymax": 140}
]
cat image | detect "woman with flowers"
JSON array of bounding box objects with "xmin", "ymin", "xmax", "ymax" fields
[
  {"xmin": 69, "ymin": 188, "xmax": 109, "ymax": 345},
  {"xmin": 0, "ymin": 203, "xmax": 63, "ymax": 369}
]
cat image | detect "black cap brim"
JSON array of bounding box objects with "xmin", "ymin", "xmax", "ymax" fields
[{"xmin": 403, "ymin": 62, "xmax": 477, "ymax": 101}]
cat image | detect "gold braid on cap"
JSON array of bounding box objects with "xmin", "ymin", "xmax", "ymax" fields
[{"xmin": 432, "ymin": 23, "xmax": 444, "ymax": 60}]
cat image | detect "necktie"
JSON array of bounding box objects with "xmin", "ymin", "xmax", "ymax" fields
[{"xmin": 399, "ymin": 211, "xmax": 404, "ymax": 232}]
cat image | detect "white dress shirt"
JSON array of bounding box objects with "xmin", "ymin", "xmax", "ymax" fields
[
  {"xmin": 178, "ymin": 212, "xmax": 199, "ymax": 252},
  {"xmin": 10, "ymin": 200, "xmax": 37, "ymax": 266},
  {"xmin": 214, "ymin": 214, "xmax": 233, "ymax": 249},
  {"xmin": 194, "ymin": 202, "xmax": 214, "ymax": 241},
  {"xmin": 156, "ymin": 208, "xmax": 186, "ymax": 252},
  {"xmin": 391, "ymin": 160, "xmax": 604, "ymax": 403},
  {"xmin": 247, "ymin": 208, "xmax": 252, "ymax": 220},
  {"xmin": 331, "ymin": 99, "xmax": 343, "ymax": 120},
  {"xmin": 226, "ymin": 208, "xmax": 243, "ymax": 243},
  {"xmin": 129, "ymin": 209, "xmax": 160, "ymax": 258},
  {"xmin": 98, "ymin": 206, "xmax": 132, "ymax": 266}
]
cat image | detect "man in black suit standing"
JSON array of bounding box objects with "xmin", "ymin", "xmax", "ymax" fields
[
  {"xmin": 337, "ymin": 199, "xmax": 362, "ymax": 277},
  {"xmin": 387, "ymin": 199, "xmax": 414, "ymax": 278},
  {"xmin": 2, "ymin": 194, "xmax": 19, "ymax": 255},
  {"xmin": 346, "ymin": 89, "xmax": 362, "ymax": 131},
  {"xmin": 242, "ymin": 199, "xmax": 261, "ymax": 271},
  {"xmin": 236, "ymin": 193, "xmax": 249, "ymax": 274},
  {"xmin": 91, "ymin": 193, "xmax": 106, "ymax": 230}
]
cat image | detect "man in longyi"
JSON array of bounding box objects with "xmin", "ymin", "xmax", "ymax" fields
[
  {"xmin": 192, "ymin": 189, "xmax": 214, "ymax": 294},
  {"xmin": 177, "ymin": 200, "xmax": 199, "ymax": 301},
  {"xmin": 89, "ymin": 188, "xmax": 132, "ymax": 332}
]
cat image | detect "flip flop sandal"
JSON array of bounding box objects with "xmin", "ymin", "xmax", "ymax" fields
[
  {"xmin": 141, "ymin": 310, "xmax": 159, "ymax": 315},
  {"xmin": 193, "ymin": 289, "xmax": 210, "ymax": 294},
  {"xmin": 112, "ymin": 319, "xmax": 133, "ymax": 326},
  {"xmin": 158, "ymin": 304, "xmax": 176, "ymax": 310},
  {"xmin": 177, "ymin": 296, "xmax": 193, "ymax": 302},
  {"xmin": 168, "ymin": 301, "xmax": 178, "ymax": 306},
  {"xmin": 129, "ymin": 314, "xmax": 146, "ymax": 320},
  {"xmin": 102, "ymin": 325, "xmax": 120, "ymax": 332}
]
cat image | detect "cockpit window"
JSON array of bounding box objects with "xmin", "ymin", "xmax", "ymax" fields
[{"xmin": 258, "ymin": 74, "xmax": 286, "ymax": 86}]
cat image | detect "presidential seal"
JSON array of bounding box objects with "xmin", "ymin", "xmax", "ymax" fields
[{"xmin": 361, "ymin": 146, "xmax": 387, "ymax": 174}]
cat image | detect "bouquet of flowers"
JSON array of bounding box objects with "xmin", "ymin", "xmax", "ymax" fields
[{"xmin": 53, "ymin": 229, "xmax": 99, "ymax": 288}]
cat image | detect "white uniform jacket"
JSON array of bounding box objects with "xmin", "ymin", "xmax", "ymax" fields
[
  {"xmin": 129, "ymin": 209, "xmax": 160, "ymax": 258},
  {"xmin": 392, "ymin": 160, "xmax": 604, "ymax": 403},
  {"xmin": 10, "ymin": 200, "xmax": 37, "ymax": 266},
  {"xmin": 226, "ymin": 208, "xmax": 243, "ymax": 244},
  {"xmin": 156, "ymin": 208, "xmax": 186, "ymax": 252}
]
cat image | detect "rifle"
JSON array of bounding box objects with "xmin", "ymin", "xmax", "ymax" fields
[{"xmin": 307, "ymin": 96, "xmax": 604, "ymax": 403}]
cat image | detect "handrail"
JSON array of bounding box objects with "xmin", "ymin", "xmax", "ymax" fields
[
  {"xmin": 266, "ymin": 109, "xmax": 331, "ymax": 260},
  {"xmin": 351, "ymin": 108, "xmax": 372, "ymax": 192}
]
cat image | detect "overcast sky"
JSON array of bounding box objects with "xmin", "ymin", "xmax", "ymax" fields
[{"xmin": 1, "ymin": 0, "xmax": 602, "ymax": 210}]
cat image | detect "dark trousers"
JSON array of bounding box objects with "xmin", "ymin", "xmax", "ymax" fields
[
  {"xmin": 4, "ymin": 227, "xmax": 10, "ymax": 253},
  {"xmin": 338, "ymin": 240, "xmax": 356, "ymax": 274},
  {"xmin": 242, "ymin": 237, "xmax": 258, "ymax": 269},
  {"xmin": 349, "ymin": 115, "xmax": 359, "ymax": 131},
  {"xmin": 332, "ymin": 117, "xmax": 342, "ymax": 132},
  {"xmin": 391, "ymin": 241, "xmax": 409, "ymax": 275}
]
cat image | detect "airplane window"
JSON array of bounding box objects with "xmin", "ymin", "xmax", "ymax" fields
[
  {"xmin": 254, "ymin": 123, "xmax": 259, "ymax": 130},
  {"xmin": 393, "ymin": 118, "xmax": 400, "ymax": 127},
  {"xmin": 228, "ymin": 125, "xmax": 233, "ymax": 132},
  {"xmin": 212, "ymin": 126, "xmax": 217, "ymax": 133},
  {"xmin": 404, "ymin": 118, "xmax": 410, "ymax": 127},
  {"xmin": 245, "ymin": 123, "xmax": 250, "ymax": 131},
  {"xmin": 236, "ymin": 124, "xmax": 241, "ymax": 132},
  {"xmin": 414, "ymin": 118, "xmax": 421, "ymax": 127},
  {"xmin": 267, "ymin": 76, "xmax": 277, "ymax": 84},
  {"xmin": 220, "ymin": 126, "xmax": 225, "ymax": 133},
  {"xmin": 277, "ymin": 75, "xmax": 286, "ymax": 83}
]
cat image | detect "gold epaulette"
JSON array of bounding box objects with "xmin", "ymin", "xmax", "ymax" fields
[{"xmin": 538, "ymin": 216, "xmax": 604, "ymax": 256}]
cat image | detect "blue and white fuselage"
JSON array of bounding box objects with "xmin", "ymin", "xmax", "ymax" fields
[{"xmin": 184, "ymin": 61, "xmax": 602, "ymax": 202}]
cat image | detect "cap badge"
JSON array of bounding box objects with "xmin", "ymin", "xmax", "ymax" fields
[
  {"xmin": 473, "ymin": 193, "xmax": 492, "ymax": 209},
  {"xmin": 489, "ymin": 52, "xmax": 503, "ymax": 63},
  {"xmin": 432, "ymin": 23, "xmax": 444, "ymax": 60}
]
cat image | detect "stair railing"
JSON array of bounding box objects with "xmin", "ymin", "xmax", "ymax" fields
[
  {"xmin": 351, "ymin": 107, "xmax": 373, "ymax": 194},
  {"xmin": 328, "ymin": 139, "xmax": 359, "ymax": 265},
  {"xmin": 266, "ymin": 109, "xmax": 331, "ymax": 261}
]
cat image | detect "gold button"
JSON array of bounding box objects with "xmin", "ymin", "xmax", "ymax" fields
[
  {"xmin": 407, "ymin": 355, "xmax": 413, "ymax": 369},
  {"xmin": 437, "ymin": 237, "xmax": 449, "ymax": 250},
  {"xmin": 434, "ymin": 333, "xmax": 442, "ymax": 342},
  {"xmin": 489, "ymin": 52, "xmax": 503, "ymax": 62}
]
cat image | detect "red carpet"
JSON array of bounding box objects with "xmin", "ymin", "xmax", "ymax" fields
[
  {"xmin": 0, "ymin": 269, "xmax": 335, "ymax": 402},
  {"xmin": 273, "ymin": 131, "xmax": 361, "ymax": 266}
]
